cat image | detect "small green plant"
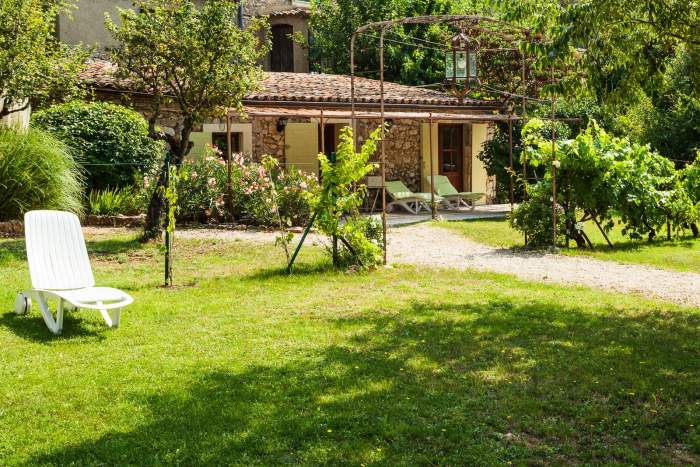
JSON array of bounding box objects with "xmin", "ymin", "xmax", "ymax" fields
[
  {"xmin": 87, "ymin": 187, "xmax": 143, "ymax": 216},
  {"xmin": 310, "ymin": 125, "xmax": 382, "ymax": 269},
  {"xmin": 0, "ymin": 127, "xmax": 84, "ymax": 221}
]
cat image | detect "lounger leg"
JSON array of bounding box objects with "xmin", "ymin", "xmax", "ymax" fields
[
  {"xmin": 35, "ymin": 293, "xmax": 61, "ymax": 335},
  {"xmin": 97, "ymin": 302, "xmax": 120, "ymax": 328},
  {"xmin": 111, "ymin": 308, "xmax": 121, "ymax": 328}
]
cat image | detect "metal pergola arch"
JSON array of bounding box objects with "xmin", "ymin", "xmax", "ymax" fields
[{"xmin": 349, "ymin": 15, "xmax": 562, "ymax": 263}]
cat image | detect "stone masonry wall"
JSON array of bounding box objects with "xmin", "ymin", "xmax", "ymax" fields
[
  {"xmin": 251, "ymin": 117, "xmax": 285, "ymax": 161},
  {"xmin": 357, "ymin": 119, "xmax": 422, "ymax": 192}
]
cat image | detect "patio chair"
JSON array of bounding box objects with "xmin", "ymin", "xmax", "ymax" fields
[
  {"xmin": 385, "ymin": 180, "xmax": 442, "ymax": 215},
  {"xmin": 14, "ymin": 210, "xmax": 134, "ymax": 335},
  {"xmin": 426, "ymin": 175, "xmax": 485, "ymax": 210}
]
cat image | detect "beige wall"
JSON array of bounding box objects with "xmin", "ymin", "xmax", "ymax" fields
[
  {"xmin": 471, "ymin": 123, "xmax": 490, "ymax": 203},
  {"xmin": 188, "ymin": 122, "xmax": 254, "ymax": 160},
  {"xmin": 57, "ymin": 0, "xmax": 134, "ymax": 49}
]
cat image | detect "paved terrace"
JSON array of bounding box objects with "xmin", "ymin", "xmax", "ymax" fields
[{"xmin": 383, "ymin": 204, "xmax": 511, "ymax": 227}]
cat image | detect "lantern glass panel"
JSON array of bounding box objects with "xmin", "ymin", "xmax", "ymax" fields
[
  {"xmin": 455, "ymin": 51, "xmax": 467, "ymax": 79},
  {"xmin": 445, "ymin": 52, "xmax": 454, "ymax": 80},
  {"xmin": 468, "ymin": 51, "xmax": 477, "ymax": 78}
]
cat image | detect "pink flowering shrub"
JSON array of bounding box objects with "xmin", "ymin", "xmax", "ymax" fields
[
  {"xmin": 174, "ymin": 145, "xmax": 318, "ymax": 225},
  {"xmin": 176, "ymin": 147, "xmax": 228, "ymax": 222}
]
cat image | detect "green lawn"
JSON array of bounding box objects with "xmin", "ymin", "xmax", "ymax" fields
[
  {"xmin": 440, "ymin": 218, "xmax": 700, "ymax": 273},
  {"xmin": 1, "ymin": 230, "xmax": 699, "ymax": 465}
]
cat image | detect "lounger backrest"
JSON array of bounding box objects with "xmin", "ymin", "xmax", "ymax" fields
[
  {"xmin": 24, "ymin": 210, "xmax": 95, "ymax": 290},
  {"xmin": 433, "ymin": 175, "xmax": 459, "ymax": 196},
  {"xmin": 385, "ymin": 180, "xmax": 414, "ymax": 200}
]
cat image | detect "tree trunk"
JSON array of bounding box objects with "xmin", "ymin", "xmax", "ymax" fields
[{"xmin": 141, "ymin": 119, "xmax": 194, "ymax": 241}]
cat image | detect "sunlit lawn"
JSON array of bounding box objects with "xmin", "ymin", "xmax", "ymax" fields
[
  {"xmin": 1, "ymin": 230, "xmax": 699, "ymax": 465},
  {"xmin": 440, "ymin": 218, "xmax": 700, "ymax": 273}
]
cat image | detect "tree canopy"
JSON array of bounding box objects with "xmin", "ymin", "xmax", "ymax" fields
[{"xmin": 0, "ymin": 0, "xmax": 87, "ymax": 119}]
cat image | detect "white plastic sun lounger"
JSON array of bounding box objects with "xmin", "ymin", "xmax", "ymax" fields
[{"xmin": 14, "ymin": 210, "xmax": 133, "ymax": 335}]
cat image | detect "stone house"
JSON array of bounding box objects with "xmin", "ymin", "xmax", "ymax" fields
[{"xmin": 82, "ymin": 60, "xmax": 505, "ymax": 202}]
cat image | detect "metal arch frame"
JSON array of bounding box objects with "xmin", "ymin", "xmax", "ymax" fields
[{"xmin": 350, "ymin": 15, "xmax": 559, "ymax": 263}]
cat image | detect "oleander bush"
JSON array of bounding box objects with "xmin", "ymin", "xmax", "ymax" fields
[
  {"xmin": 0, "ymin": 127, "xmax": 84, "ymax": 221},
  {"xmin": 174, "ymin": 147, "xmax": 318, "ymax": 226}
]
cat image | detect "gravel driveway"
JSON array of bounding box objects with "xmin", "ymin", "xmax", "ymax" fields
[{"xmin": 388, "ymin": 224, "xmax": 700, "ymax": 307}]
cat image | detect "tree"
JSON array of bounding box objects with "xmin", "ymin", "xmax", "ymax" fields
[
  {"xmin": 106, "ymin": 0, "xmax": 269, "ymax": 239},
  {"xmin": 0, "ymin": 0, "xmax": 87, "ymax": 120},
  {"xmin": 310, "ymin": 0, "xmax": 459, "ymax": 85},
  {"xmin": 494, "ymin": 0, "xmax": 700, "ymax": 103}
]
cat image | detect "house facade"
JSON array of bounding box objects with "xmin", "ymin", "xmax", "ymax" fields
[
  {"xmin": 62, "ymin": 0, "xmax": 503, "ymax": 203},
  {"xmin": 82, "ymin": 60, "xmax": 503, "ymax": 202},
  {"xmin": 56, "ymin": 0, "xmax": 311, "ymax": 74}
]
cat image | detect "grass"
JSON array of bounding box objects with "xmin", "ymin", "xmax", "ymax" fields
[
  {"xmin": 440, "ymin": 218, "xmax": 700, "ymax": 273},
  {"xmin": 1, "ymin": 230, "xmax": 699, "ymax": 465}
]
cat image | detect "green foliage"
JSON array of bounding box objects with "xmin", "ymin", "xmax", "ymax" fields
[
  {"xmin": 0, "ymin": 0, "xmax": 87, "ymax": 119},
  {"xmin": 514, "ymin": 119, "xmax": 696, "ymax": 247},
  {"xmin": 87, "ymin": 187, "xmax": 144, "ymax": 216},
  {"xmin": 310, "ymin": 0, "xmax": 454, "ymax": 84},
  {"xmin": 0, "ymin": 127, "xmax": 84, "ymax": 220},
  {"xmin": 509, "ymin": 181, "xmax": 564, "ymax": 247},
  {"xmin": 311, "ymin": 126, "xmax": 382, "ymax": 268},
  {"xmin": 32, "ymin": 101, "xmax": 163, "ymax": 191},
  {"xmin": 478, "ymin": 98, "xmax": 600, "ymax": 203},
  {"xmin": 641, "ymin": 48, "xmax": 700, "ymax": 165}
]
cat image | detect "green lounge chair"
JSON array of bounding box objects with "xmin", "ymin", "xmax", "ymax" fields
[
  {"xmin": 426, "ymin": 175, "xmax": 485, "ymax": 210},
  {"xmin": 385, "ymin": 180, "xmax": 442, "ymax": 215}
]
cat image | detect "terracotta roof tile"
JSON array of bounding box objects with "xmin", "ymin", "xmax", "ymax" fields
[{"xmin": 81, "ymin": 59, "xmax": 497, "ymax": 108}]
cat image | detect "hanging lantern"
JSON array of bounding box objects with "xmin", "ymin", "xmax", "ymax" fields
[{"xmin": 446, "ymin": 29, "xmax": 479, "ymax": 92}]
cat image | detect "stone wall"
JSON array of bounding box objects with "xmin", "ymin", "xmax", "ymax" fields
[
  {"xmin": 251, "ymin": 117, "xmax": 285, "ymax": 161},
  {"xmin": 356, "ymin": 119, "xmax": 422, "ymax": 192}
]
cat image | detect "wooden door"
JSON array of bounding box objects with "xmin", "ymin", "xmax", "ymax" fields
[
  {"xmin": 438, "ymin": 124, "xmax": 463, "ymax": 191},
  {"xmin": 271, "ymin": 24, "xmax": 294, "ymax": 72}
]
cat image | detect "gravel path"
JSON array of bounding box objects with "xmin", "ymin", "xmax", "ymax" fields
[
  {"xmin": 173, "ymin": 225, "xmax": 699, "ymax": 307},
  {"xmin": 388, "ymin": 224, "xmax": 700, "ymax": 307}
]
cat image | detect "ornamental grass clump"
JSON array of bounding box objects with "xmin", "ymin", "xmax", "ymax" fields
[{"xmin": 0, "ymin": 127, "xmax": 84, "ymax": 221}]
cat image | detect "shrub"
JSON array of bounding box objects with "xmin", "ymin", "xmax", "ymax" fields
[
  {"xmin": 0, "ymin": 127, "xmax": 84, "ymax": 221},
  {"xmin": 509, "ymin": 181, "xmax": 565, "ymax": 247},
  {"xmin": 175, "ymin": 151, "xmax": 228, "ymax": 223},
  {"xmin": 32, "ymin": 101, "xmax": 163, "ymax": 191},
  {"xmin": 173, "ymin": 147, "xmax": 318, "ymax": 226},
  {"xmin": 87, "ymin": 187, "xmax": 144, "ymax": 216}
]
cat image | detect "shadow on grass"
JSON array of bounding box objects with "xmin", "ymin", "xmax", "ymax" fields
[
  {"xmin": 243, "ymin": 260, "xmax": 339, "ymax": 281},
  {"xmin": 0, "ymin": 310, "xmax": 109, "ymax": 343},
  {"xmin": 27, "ymin": 297, "xmax": 700, "ymax": 465}
]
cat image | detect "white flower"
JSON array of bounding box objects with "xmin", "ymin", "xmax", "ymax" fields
[{"xmin": 552, "ymin": 160, "xmax": 561, "ymax": 168}]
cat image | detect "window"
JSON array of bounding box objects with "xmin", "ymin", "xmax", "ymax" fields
[
  {"xmin": 212, "ymin": 132, "xmax": 241, "ymax": 159},
  {"xmin": 271, "ymin": 24, "xmax": 294, "ymax": 72}
]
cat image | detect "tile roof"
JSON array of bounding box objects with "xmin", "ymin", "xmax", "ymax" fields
[{"xmin": 81, "ymin": 59, "xmax": 498, "ymax": 108}]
